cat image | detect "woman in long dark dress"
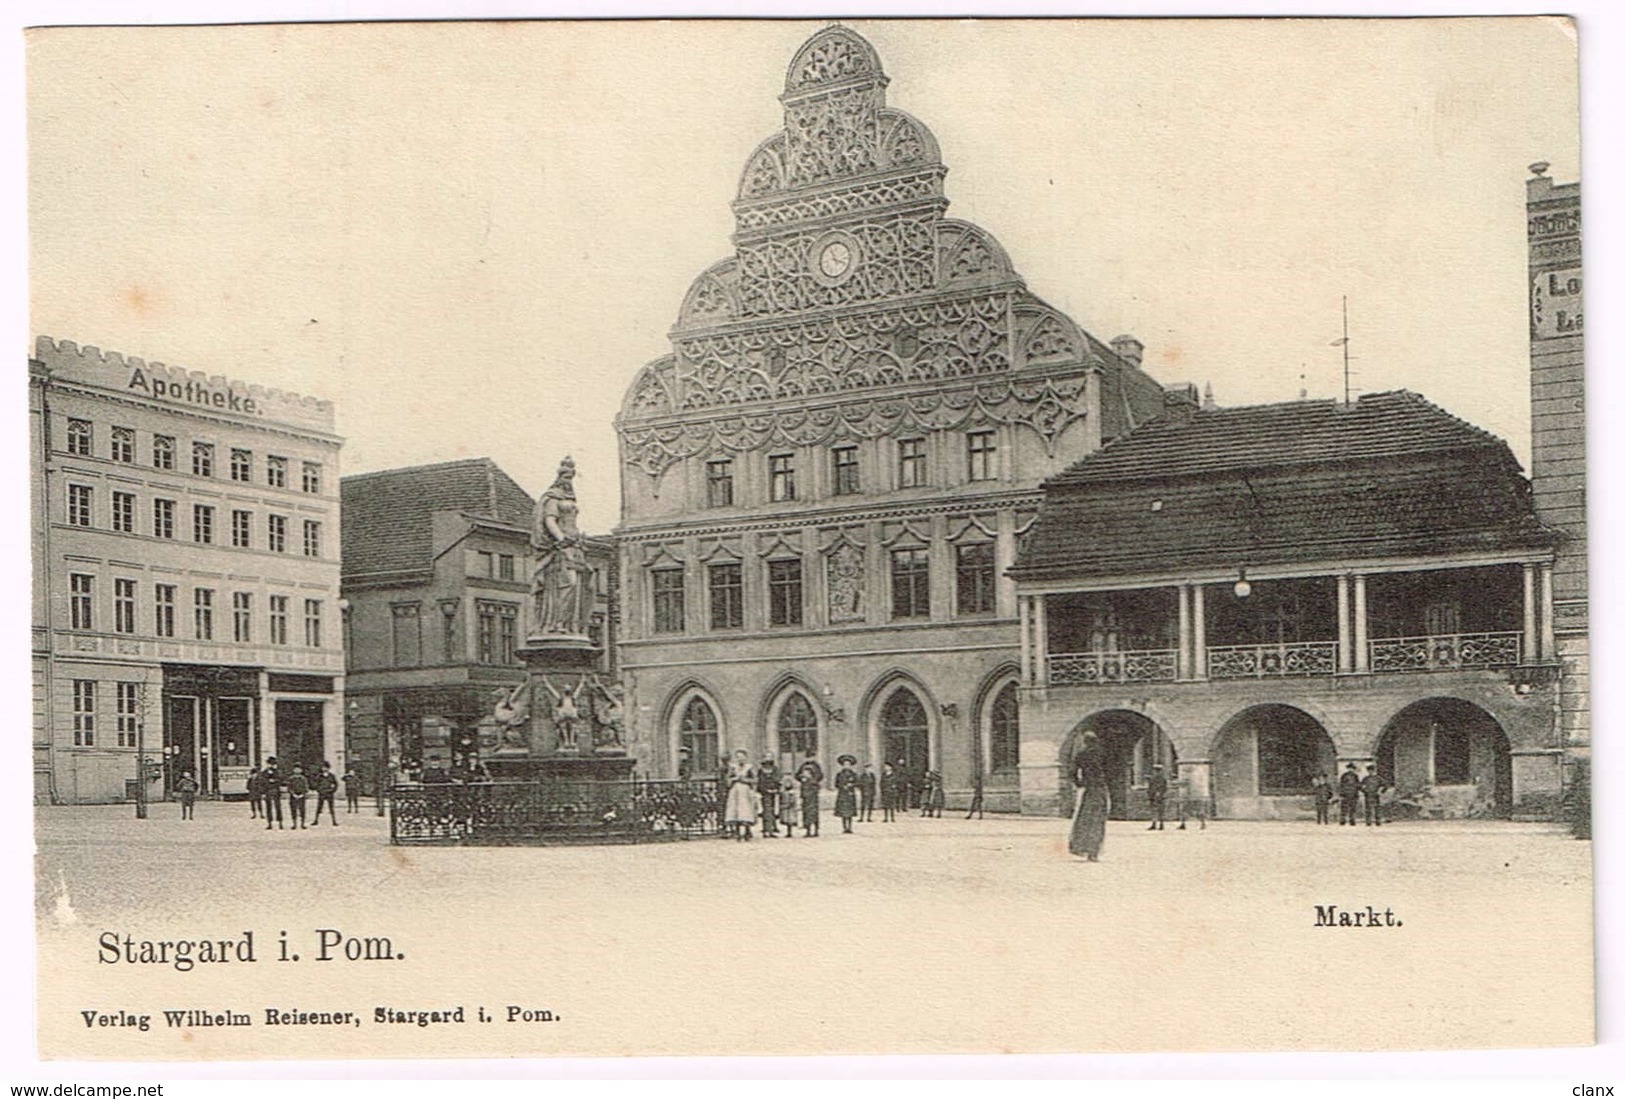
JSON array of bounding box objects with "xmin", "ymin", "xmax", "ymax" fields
[
  {"xmin": 1068, "ymin": 731, "xmax": 1109, "ymax": 861},
  {"xmin": 833, "ymin": 755, "xmax": 860, "ymax": 834}
]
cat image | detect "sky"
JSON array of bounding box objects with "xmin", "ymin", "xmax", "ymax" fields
[{"xmin": 27, "ymin": 18, "xmax": 1579, "ymax": 533}]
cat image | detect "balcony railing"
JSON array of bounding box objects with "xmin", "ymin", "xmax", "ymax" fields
[
  {"xmin": 1048, "ymin": 649, "xmax": 1179, "ymax": 685},
  {"xmin": 1206, "ymin": 641, "xmax": 1339, "ymax": 679},
  {"xmin": 1368, "ymin": 631, "xmax": 1522, "ymax": 673}
]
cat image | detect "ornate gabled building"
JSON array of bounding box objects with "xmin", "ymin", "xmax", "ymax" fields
[{"xmin": 614, "ymin": 25, "xmax": 1169, "ymax": 807}]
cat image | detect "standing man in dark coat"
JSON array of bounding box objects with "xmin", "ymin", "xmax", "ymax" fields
[
  {"xmin": 795, "ymin": 756, "xmax": 823, "ymax": 838},
  {"xmin": 247, "ymin": 767, "xmax": 263, "ymax": 819},
  {"xmin": 757, "ymin": 756, "xmax": 783, "ymax": 837},
  {"xmin": 1337, "ymin": 762, "xmax": 1361, "ymax": 826},
  {"xmin": 879, "ymin": 762, "xmax": 900, "ymax": 823},
  {"xmin": 261, "ymin": 756, "xmax": 284, "ymax": 830},
  {"xmin": 1312, "ymin": 772, "xmax": 1334, "ymax": 825},
  {"xmin": 286, "ymin": 765, "xmax": 311, "ymax": 830},
  {"xmin": 1361, "ymin": 764, "xmax": 1385, "ymax": 827},
  {"xmin": 174, "ymin": 769, "xmax": 199, "ymax": 821},
  {"xmin": 859, "ymin": 764, "xmax": 877, "ymax": 822},
  {"xmin": 314, "ymin": 762, "xmax": 340, "ymax": 826},
  {"xmin": 1145, "ymin": 763, "xmax": 1169, "ymax": 830}
]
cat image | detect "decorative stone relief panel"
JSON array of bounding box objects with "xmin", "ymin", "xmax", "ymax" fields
[
  {"xmin": 823, "ymin": 539, "xmax": 867, "ymax": 624},
  {"xmin": 622, "ymin": 374, "xmax": 1091, "ymax": 483},
  {"xmin": 736, "ymin": 210, "xmax": 939, "ymax": 317}
]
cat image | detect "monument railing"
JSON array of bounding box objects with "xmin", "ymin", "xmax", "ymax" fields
[{"xmin": 389, "ymin": 776, "xmax": 725, "ymax": 845}]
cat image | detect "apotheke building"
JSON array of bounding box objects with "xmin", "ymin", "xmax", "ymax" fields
[{"xmin": 31, "ymin": 336, "xmax": 345, "ymax": 804}]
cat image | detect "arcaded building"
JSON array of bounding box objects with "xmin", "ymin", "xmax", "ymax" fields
[
  {"xmin": 613, "ymin": 25, "xmax": 1168, "ymax": 807},
  {"xmin": 30, "ymin": 337, "xmax": 344, "ymax": 804},
  {"xmin": 1009, "ymin": 392, "xmax": 1565, "ymax": 820}
]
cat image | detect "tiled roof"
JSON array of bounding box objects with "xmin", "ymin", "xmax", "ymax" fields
[
  {"xmin": 1012, "ymin": 392, "xmax": 1556, "ymax": 582},
  {"xmin": 341, "ymin": 458, "xmax": 534, "ymax": 580}
]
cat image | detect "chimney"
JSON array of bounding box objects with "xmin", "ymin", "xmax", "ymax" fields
[
  {"xmin": 1202, "ymin": 381, "xmax": 1216, "ymax": 410},
  {"xmin": 1527, "ymin": 160, "xmax": 1552, "ymax": 202},
  {"xmin": 1110, "ymin": 334, "xmax": 1144, "ymax": 368},
  {"xmin": 1163, "ymin": 383, "xmax": 1200, "ymax": 423}
]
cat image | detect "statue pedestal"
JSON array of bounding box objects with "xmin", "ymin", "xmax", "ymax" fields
[{"xmin": 481, "ymin": 634, "xmax": 632, "ymax": 782}]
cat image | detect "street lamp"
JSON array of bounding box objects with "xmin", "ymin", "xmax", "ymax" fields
[{"xmin": 1234, "ymin": 567, "xmax": 1252, "ymax": 600}]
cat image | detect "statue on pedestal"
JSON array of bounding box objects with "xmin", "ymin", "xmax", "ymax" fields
[
  {"xmin": 531, "ymin": 456, "xmax": 593, "ymax": 639},
  {"xmin": 587, "ymin": 674, "xmax": 626, "ymax": 751}
]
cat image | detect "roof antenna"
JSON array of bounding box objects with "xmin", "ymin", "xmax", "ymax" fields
[{"xmin": 1329, "ymin": 295, "xmax": 1353, "ymax": 404}]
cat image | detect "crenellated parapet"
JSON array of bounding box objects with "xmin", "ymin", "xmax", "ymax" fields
[{"xmin": 32, "ymin": 335, "xmax": 336, "ymax": 435}]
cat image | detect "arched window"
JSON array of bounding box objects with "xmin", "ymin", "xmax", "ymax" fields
[
  {"xmin": 989, "ymin": 682, "xmax": 1020, "ymax": 774},
  {"xmin": 680, "ymin": 696, "xmax": 719, "ymax": 775},
  {"xmin": 777, "ymin": 692, "xmax": 819, "ymax": 758}
]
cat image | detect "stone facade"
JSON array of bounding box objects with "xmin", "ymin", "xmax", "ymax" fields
[
  {"xmin": 613, "ymin": 25, "xmax": 1167, "ymax": 807},
  {"xmin": 30, "ymin": 336, "xmax": 344, "ymax": 804},
  {"xmin": 1526, "ymin": 164, "xmax": 1587, "ymax": 771},
  {"xmin": 340, "ymin": 459, "xmax": 615, "ymax": 789}
]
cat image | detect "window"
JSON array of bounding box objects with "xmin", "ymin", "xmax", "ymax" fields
[
  {"xmin": 116, "ymin": 682, "xmax": 139, "ymax": 748},
  {"xmin": 832, "ymin": 445, "xmax": 860, "ymax": 496},
  {"xmin": 266, "ymin": 455, "xmax": 288, "ymax": 488},
  {"xmin": 898, "ymin": 438, "xmax": 927, "ymax": 488},
  {"xmin": 476, "ymin": 551, "xmax": 495, "ymax": 577},
  {"xmin": 777, "ymin": 692, "xmax": 819, "ymax": 758},
  {"xmin": 193, "ymin": 504, "xmax": 214, "ymax": 544},
  {"xmin": 72, "ymin": 680, "xmax": 95, "ymax": 747},
  {"xmin": 231, "ymin": 510, "xmax": 251, "ymax": 548},
  {"xmin": 709, "ymin": 562, "xmax": 743, "ymax": 629},
  {"xmin": 880, "ymin": 689, "xmax": 930, "ymax": 780},
  {"xmin": 233, "ymin": 592, "xmax": 252, "ymax": 643},
  {"xmin": 967, "ymin": 430, "xmax": 997, "ymax": 482},
  {"xmin": 891, "ymin": 547, "xmax": 930, "ymax": 619},
  {"xmin": 193, "ymin": 588, "xmax": 214, "ymax": 640},
  {"xmin": 111, "ymin": 426, "xmax": 135, "ymax": 464},
  {"xmin": 989, "ymin": 682, "xmax": 1020, "ymax": 774},
  {"xmin": 154, "ymin": 585, "xmax": 176, "ymax": 638},
  {"xmin": 1434, "ymin": 726, "xmax": 1471, "ymax": 786},
  {"xmin": 679, "ymin": 697, "xmax": 719, "ymax": 776},
  {"xmin": 706, "ymin": 459, "xmax": 735, "ymax": 508},
  {"xmin": 114, "ymin": 578, "xmax": 136, "ymax": 635},
  {"xmin": 768, "ymin": 454, "xmax": 796, "ymax": 503},
  {"xmin": 269, "ymin": 595, "xmax": 289, "ymax": 645},
  {"xmin": 956, "ymin": 542, "xmax": 996, "ymax": 614},
  {"xmin": 392, "ymin": 603, "xmax": 422, "ymax": 666},
  {"xmin": 477, "ymin": 602, "xmax": 518, "ymax": 665},
  {"xmin": 497, "ymin": 554, "xmax": 515, "ymax": 581},
  {"xmin": 67, "ymin": 484, "xmax": 93, "ymax": 527},
  {"xmin": 69, "ymin": 573, "xmax": 94, "ymax": 630},
  {"xmin": 153, "ymin": 498, "xmax": 175, "ymax": 539},
  {"xmin": 768, "ymin": 558, "xmax": 804, "ymax": 627},
  {"xmin": 302, "ymin": 461, "xmax": 322, "ymax": 494},
  {"xmin": 267, "ymin": 514, "xmax": 287, "ymax": 553},
  {"xmin": 652, "ymin": 568, "xmax": 685, "ymax": 634},
  {"xmin": 304, "ymin": 599, "xmax": 323, "ymax": 647},
  {"xmin": 230, "ymin": 448, "xmax": 253, "ymax": 482},
  {"xmin": 66, "ymin": 418, "xmax": 92, "ymax": 456},
  {"xmin": 111, "ymin": 491, "xmax": 134, "ymax": 534},
  {"xmin": 303, "ymin": 520, "xmax": 321, "ymax": 558},
  {"xmin": 192, "ymin": 441, "xmax": 214, "ymax": 478},
  {"xmin": 153, "ymin": 436, "xmax": 176, "ymax": 471}
]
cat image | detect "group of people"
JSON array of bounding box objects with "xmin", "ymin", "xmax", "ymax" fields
[
  {"xmin": 244, "ymin": 758, "xmax": 360, "ymax": 829},
  {"xmin": 715, "ymin": 749, "xmax": 950, "ymax": 841},
  {"xmin": 1315, "ymin": 762, "xmax": 1387, "ymax": 826}
]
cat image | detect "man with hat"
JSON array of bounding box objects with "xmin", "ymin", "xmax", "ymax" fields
[
  {"xmin": 834, "ymin": 755, "xmax": 861, "ymax": 834},
  {"xmin": 1146, "ymin": 763, "xmax": 1169, "ymax": 830},
  {"xmin": 795, "ymin": 752, "xmax": 823, "ymax": 838},
  {"xmin": 859, "ymin": 763, "xmax": 878, "ymax": 822},
  {"xmin": 1337, "ymin": 761, "xmax": 1362, "ymax": 826},
  {"xmin": 261, "ymin": 756, "xmax": 284, "ymax": 830},
  {"xmin": 757, "ymin": 754, "xmax": 783, "ymax": 837}
]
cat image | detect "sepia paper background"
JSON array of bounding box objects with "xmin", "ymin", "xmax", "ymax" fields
[{"xmin": 25, "ymin": 17, "xmax": 1591, "ymax": 1061}]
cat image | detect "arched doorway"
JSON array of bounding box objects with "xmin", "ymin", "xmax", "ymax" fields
[
  {"xmin": 1056, "ymin": 710, "xmax": 1176, "ymax": 820},
  {"xmin": 1375, "ymin": 698, "xmax": 1512, "ymax": 818},
  {"xmin": 676, "ymin": 695, "xmax": 720, "ymax": 779},
  {"xmin": 880, "ymin": 687, "xmax": 930, "ymax": 808},
  {"xmin": 1211, "ymin": 704, "xmax": 1336, "ymax": 819},
  {"xmin": 774, "ymin": 690, "xmax": 820, "ymax": 775}
]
